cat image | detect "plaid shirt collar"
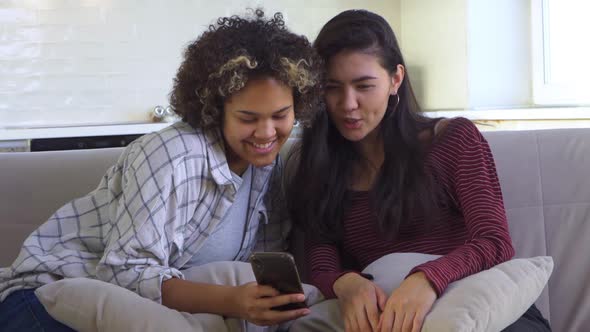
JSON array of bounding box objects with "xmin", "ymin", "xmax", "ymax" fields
[{"xmin": 202, "ymin": 127, "xmax": 276, "ymax": 187}]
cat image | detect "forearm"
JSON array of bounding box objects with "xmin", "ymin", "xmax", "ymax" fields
[
  {"xmin": 306, "ymin": 242, "xmax": 346, "ymax": 298},
  {"xmin": 161, "ymin": 277, "xmax": 238, "ymax": 316},
  {"xmin": 409, "ymin": 237, "xmax": 514, "ymax": 295}
]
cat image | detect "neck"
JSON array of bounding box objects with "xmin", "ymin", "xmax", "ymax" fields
[
  {"xmin": 228, "ymin": 159, "xmax": 249, "ymax": 176},
  {"xmin": 223, "ymin": 141, "xmax": 249, "ymax": 176},
  {"xmin": 355, "ymin": 127, "xmax": 384, "ymax": 169},
  {"xmin": 350, "ymin": 127, "xmax": 384, "ymax": 191}
]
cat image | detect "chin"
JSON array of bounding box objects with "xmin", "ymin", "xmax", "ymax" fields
[
  {"xmin": 250, "ymin": 149, "xmax": 281, "ymax": 167},
  {"xmin": 251, "ymin": 157, "xmax": 276, "ymax": 167},
  {"xmin": 334, "ymin": 125, "xmax": 358, "ymax": 141},
  {"xmin": 339, "ymin": 131, "xmax": 367, "ymax": 142}
]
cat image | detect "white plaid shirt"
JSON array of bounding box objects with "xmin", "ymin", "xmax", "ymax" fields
[{"xmin": 0, "ymin": 122, "xmax": 290, "ymax": 303}]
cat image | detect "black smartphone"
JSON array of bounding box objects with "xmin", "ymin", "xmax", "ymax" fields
[{"xmin": 249, "ymin": 252, "xmax": 308, "ymax": 311}]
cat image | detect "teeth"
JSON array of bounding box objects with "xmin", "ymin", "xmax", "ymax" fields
[{"xmin": 252, "ymin": 141, "xmax": 273, "ymax": 149}]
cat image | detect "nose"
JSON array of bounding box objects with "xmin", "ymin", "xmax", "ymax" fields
[
  {"xmin": 340, "ymin": 88, "xmax": 358, "ymax": 112},
  {"xmin": 254, "ymin": 119, "xmax": 276, "ymax": 140}
]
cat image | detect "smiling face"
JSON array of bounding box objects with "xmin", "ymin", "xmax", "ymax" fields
[
  {"xmin": 324, "ymin": 50, "xmax": 403, "ymax": 145},
  {"xmin": 222, "ymin": 77, "xmax": 295, "ymax": 174}
]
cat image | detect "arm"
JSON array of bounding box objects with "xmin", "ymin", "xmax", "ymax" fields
[
  {"xmin": 305, "ymin": 236, "xmax": 374, "ymax": 299},
  {"xmin": 409, "ymin": 118, "xmax": 515, "ymax": 295},
  {"xmin": 95, "ymin": 143, "xmax": 193, "ymax": 303},
  {"xmin": 307, "ymin": 237, "xmax": 387, "ymax": 331},
  {"xmin": 162, "ymin": 278, "xmax": 237, "ymax": 314},
  {"xmin": 306, "ymin": 238, "xmax": 349, "ymax": 299},
  {"xmin": 96, "ymin": 141, "xmax": 307, "ymax": 323},
  {"xmin": 378, "ymin": 119, "xmax": 513, "ymax": 332},
  {"xmin": 161, "ymin": 278, "xmax": 308, "ymax": 325}
]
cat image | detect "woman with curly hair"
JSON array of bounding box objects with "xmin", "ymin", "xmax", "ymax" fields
[{"xmin": 0, "ymin": 10, "xmax": 322, "ymax": 331}]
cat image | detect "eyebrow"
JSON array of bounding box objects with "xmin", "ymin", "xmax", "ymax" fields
[
  {"xmin": 327, "ymin": 76, "xmax": 378, "ymax": 84},
  {"xmin": 235, "ymin": 105, "xmax": 292, "ymax": 116}
]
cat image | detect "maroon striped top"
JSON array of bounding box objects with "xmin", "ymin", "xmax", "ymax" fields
[{"xmin": 306, "ymin": 117, "xmax": 515, "ymax": 298}]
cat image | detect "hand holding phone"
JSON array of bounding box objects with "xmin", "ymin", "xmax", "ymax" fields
[
  {"xmin": 231, "ymin": 279, "xmax": 309, "ymax": 326},
  {"xmin": 249, "ymin": 252, "xmax": 308, "ymax": 311}
]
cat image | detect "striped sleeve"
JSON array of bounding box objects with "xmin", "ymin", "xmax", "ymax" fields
[
  {"xmin": 305, "ymin": 238, "xmax": 352, "ymax": 299},
  {"xmin": 409, "ymin": 118, "xmax": 515, "ymax": 296}
]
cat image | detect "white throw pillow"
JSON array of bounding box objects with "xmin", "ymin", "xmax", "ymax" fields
[
  {"xmin": 35, "ymin": 277, "xmax": 213, "ymax": 332},
  {"xmin": 35, "ymin": 261, "xmax": 323, "ymax": 332},
  {"xmin": 363, "ymin": 253, "xmax": 554, "ymax": 332},
  {"xmin": 35, "ymin": 261, "xmax": 257, "ymax": 332}
]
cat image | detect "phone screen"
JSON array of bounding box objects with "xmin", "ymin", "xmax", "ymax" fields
[{"xmin": 249, "ymin": 252, "xmax": 307, "ymax": 311}]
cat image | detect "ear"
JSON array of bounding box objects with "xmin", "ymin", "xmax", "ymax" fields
[{"xmin": 389, "ymin": 64, "xmax": 405, "ymax": 95}]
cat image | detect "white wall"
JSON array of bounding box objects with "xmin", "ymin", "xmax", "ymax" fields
[
  {"xmin": 0, "ymin": 0, "xmax": 401, "ymax": 129},
  {"xmin": 400, "ymin": 0, "xmax": 468, "ymax": 110},
  {"xmin": 400, "ymin": 0, "xmax": 532, "ymax": 111}
]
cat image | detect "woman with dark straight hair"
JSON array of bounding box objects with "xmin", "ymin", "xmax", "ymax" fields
[{"xmin": 287, "ymin": 9, "xmax": 551, "ymax": 332}]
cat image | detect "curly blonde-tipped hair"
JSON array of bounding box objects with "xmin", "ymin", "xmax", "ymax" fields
[{"xmin": 170, "ymin": 10, "xmax": 323, "ymax": 129}]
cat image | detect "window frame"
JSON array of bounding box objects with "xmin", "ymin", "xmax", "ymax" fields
[{"xmin": 531, "ymin": 0, "xmax": 590, "ymax": 106}]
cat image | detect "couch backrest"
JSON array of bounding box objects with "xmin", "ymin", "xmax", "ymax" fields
[
  {"xmin": 1, "ymin": 129, "xmax": 589, "ymax": 331},
  {"xmin": 0, "ymin": 148, "xmax": 124, "ymax": 266},
  {"xmin": 484, "ymin": 129, "xmax": 590, "ymax": 332}
]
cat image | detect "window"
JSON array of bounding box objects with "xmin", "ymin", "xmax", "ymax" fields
[{"xmin": 532, "ymin": 0, "xmax": 590, "ymax": 105}]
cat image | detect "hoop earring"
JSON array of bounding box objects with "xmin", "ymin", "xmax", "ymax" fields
[{"xmin": 385, "ymin": 94, "xmax": 400, "ymax": 119}]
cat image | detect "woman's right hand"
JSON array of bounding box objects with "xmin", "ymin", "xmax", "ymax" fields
[
  {"xmin": 334, "ymin": 272, "xmax": 388, "ymax": 332},
  {"xmin": 231, "ymin": 281, "xmax": 310, "ymax": 326}
]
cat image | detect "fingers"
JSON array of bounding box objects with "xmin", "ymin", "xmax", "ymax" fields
[
  {"xmin": 381, "ymin": 309, "xmax": 424, "ymax": 332},
  {"xmin": 411, "ymin": 310, "xmax": 426, "ymax": 332},
  {"xmin": 254, "ymin": 293, "xmax": 309, "ymax": 326},
  {"xmin": 344, "ymin": 317, "xmax": 352, "ymax": 332},
  {"xmin": 379, "ymin": 310, "xmax": 394, "ymax": 332},
  {"xmin": 344, "ymin": 303, "xmax": 374, "ymax": 332},
  {"xmin": 348, "ymin": 316, "xmax": 360, "ymax": 332},
  {"xmin": 258, "ymin": 306, "xmax": 310, "ymax": 325},
  {"xmin": 258, "ymin": 293, "xmax": 306, "ymax": 309},
  {"xmin": 402, "ymin": 313, "xmax": 414, "ymax": 332},
  {"xmin": 356, "ymin": 305, "xmax": 373, "ymax": 332},
  {"xmin": 365, "ymin": 300, "xmax": 380, "ymax": 331},
  {"xmin": 376, "ymin": 286, "xmax": 388, "ymax": 312},
  {"xmin": 255, "ymin": 284, "xmax": 281, "ymax": 298},
  {"xmin": 242, "ymin": 285, "xmax": 311, "ymax": 326},
  {"xmin": 392, "ymin": 312, "xmax": 406, "ymax": 332}
]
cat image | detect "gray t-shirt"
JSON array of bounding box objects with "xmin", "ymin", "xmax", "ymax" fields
[{"xmin": 183, "ymin": 165, "xmax": 254, "ymax": 267}]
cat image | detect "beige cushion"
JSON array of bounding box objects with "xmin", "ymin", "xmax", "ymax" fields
[
  {"xmin": 35, "ymin": 261, "xmax": 256, "ymax": 332},
  {"xmin": 362, "ymin": 253, "xmax": 554, "ymax": 332},
  {"xmin": 35, "ymin": 261, "xmax": 323, "ymax": 332},
  {"xmin": 35, "ymin": 277, "xmax": 208, "ymax": 332}
]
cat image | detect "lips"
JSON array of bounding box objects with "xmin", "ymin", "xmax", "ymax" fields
[
  {"xmin": 248, "ymin": 140, "xmax": 277, "ymax": 154},
  {"xmin": 252, "ymin": 141, "xmax": 274, "ymax": 149},
  {"xmin": 343, "ymin": 118, "xmax": 362, "ymax": 129}
]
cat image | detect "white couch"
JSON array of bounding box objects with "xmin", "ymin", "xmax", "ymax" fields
[{"xmin": 1, "ymin": 128, "xmax": 590, "ymax": 332}]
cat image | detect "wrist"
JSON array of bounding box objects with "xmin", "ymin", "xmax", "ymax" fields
[
  {"xmin": 409, "ymin": 271, "xmax": 437, "ymax": 295},
  {"xmin": 220, "ymin": 285, "xmax": 242, "ymax": 318},
  {"xmin": 333, "ymin": 272, "xmax": 361, "ymax": 297}
]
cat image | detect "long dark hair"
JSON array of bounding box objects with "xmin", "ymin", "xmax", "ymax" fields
[{"xmin": 287, "ymin": 9, "xmax": 442, "ymax": 243}]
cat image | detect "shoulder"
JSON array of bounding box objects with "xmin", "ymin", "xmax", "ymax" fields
[
  {"xmin": 434, "ymin": 117, "xmax": 485, "ymax": 149},
  {"xmin": 123, "ymin": 122, "xmax": 212, "ymax": 177},
  {"xmin": 427, "ymin": 118, "xmax": 492, "ymax": 173}
]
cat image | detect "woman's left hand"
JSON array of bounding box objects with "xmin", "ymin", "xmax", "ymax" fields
[{"xmin": 377, "ymin": 272, "xmax": 437, "ymax": 332}]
